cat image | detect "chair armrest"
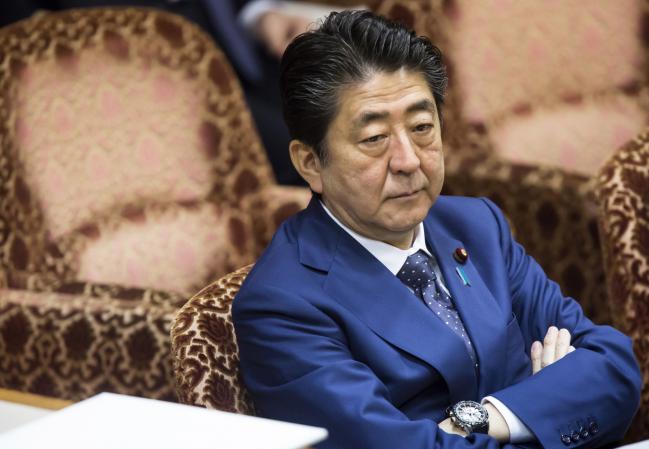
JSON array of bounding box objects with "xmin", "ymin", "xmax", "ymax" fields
[
  {"xmin": 171, "ymin": 264, "xmax": 255, "ymax": 414},
  {"xmin": 0, "ymin": 287, "xmax": 181, "ymax": 402},
  {"xmin": 244, "ymin": 185, "xmax": 312, "ymax": 256},
  {"xmin": 443, "ymin": 157, "xmax": 608, "ymax": 324}
]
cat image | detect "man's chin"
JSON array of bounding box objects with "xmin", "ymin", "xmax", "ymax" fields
[{"xmin": 385, "ymin": 211, "xmax": 429, "ymax": 233}]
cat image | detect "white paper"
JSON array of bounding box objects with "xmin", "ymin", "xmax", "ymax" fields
[{"xmin": 0, "ymin": 392, "xmax": 327, "ymax": 449}]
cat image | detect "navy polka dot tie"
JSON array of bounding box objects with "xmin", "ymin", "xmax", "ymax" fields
[{"xmin": 396, "ymin": 250, "xmax": 478, "ymax": 368}]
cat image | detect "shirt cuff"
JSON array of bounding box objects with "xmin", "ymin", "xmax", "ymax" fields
[{"xmin": 482, "ymin": 396, "xmax": 535, "ymax": 443}]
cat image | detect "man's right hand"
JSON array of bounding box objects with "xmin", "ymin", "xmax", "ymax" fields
[{"xmin": 531, "ymin": 326, "xmax": 575, "ymax": 374}]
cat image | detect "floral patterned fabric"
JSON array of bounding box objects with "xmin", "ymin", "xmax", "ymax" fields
[
  {"xmin": 0, "ymin": 7, "xmax": 310, "ymax": 401},
  {"xmin": 596, "ymin": 127, "xmax": 649, "ymax": 442},
  {"xmin": 171, "ymin": 264, "xmax": 255, "ymax": 414},
  {"xmin": 0, "ymin": 288, "xmax": 181, "ymax": 401},
  {"xmin": 426, "ymin": 0, "xmax": 649, "ymax": 175}
]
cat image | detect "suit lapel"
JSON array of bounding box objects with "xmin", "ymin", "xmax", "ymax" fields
[
  {"xmin": 298, "ymin": 199, "xmax": 478, "ymax": 403},
  {"xmin": 424, "ymin": 219, "xmax": 509, "ymax": 399}
]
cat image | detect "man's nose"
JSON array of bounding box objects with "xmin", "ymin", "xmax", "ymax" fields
[{"xmin": 389, "ymin": 132, "xmax": 421, "ymax": 174}]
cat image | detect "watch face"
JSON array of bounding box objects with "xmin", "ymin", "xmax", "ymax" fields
[{"xmin": 455, "ymin": 401, "xmax": 488, "ymax": 425}]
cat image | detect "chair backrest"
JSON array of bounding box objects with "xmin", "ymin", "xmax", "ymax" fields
[
  {"xmin": 0, "ymin": 8, "xmax": 273, "ymax": 295},
  {"xmin": 171, "ymin": 264, "xmax": 255, "ymax": 414},
  {"xmin": 595, "ymin": 127, "xmax": 649, "ymax": 442},
  {"xmin": 374, "ymin": 0, "xmax": 649, "ymax": 174}
]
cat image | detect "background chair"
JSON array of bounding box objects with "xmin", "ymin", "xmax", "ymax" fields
[
  {"xmin": 595, "ymin": 127, "xmax": 649, "ymax": 443},
  {"xmin": 171, "ymin": 264, "xmax": 254, "ymax": 413},
  {"xmin": 0, "ymin": 7, "xmax": 309, "ymax": 401}
]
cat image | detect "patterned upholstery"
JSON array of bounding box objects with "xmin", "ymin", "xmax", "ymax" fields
[
  {"xmin": 0, "ymin": 8, "xmax": 310, "ymax": 401},
  {"xmin": 171, "ymin": 264, "xmax": 254, "ymax": 413},
  {"xmin": 381, "ymin": 0, "xmax": 649, "ymax": 175},
  {"xmin": 596, "ymin": 128, "xmax": 649, "ymax": 442},
  {"xmin": 0, "ymin": 288, "xmax": 182, "ymax": 401}
]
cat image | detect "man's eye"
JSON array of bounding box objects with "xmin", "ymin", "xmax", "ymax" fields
[
  {"xmin": 413, "ymin": 124, "xmax": 433, "ymax": 133},
  {"xmin": 362, "ymin": 135, "xmax": 385, "ymax": 144}
]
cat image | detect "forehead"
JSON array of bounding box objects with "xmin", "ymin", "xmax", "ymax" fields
[{"xmin": 334, "ymin": 69, "xmax": 437, "ymax": 125}]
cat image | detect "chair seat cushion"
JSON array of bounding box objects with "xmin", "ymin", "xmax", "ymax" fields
[{"xmin": 64, "ymin": 202, "xmax": 253, "ymax": 296}]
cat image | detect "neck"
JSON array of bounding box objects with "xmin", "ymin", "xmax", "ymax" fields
[{"xmin": 383, "ymin": 230, "xmax": 415, "ymax": 250}]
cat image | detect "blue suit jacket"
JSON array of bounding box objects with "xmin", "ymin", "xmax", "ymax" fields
[{"xmin": 233, "ymin": 196, "xmax": 641, "ymax": 449}]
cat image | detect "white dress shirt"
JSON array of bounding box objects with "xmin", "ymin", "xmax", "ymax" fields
[{"xmin": 320, "ymin": 202, "xmax": 534, "ymax": 443}]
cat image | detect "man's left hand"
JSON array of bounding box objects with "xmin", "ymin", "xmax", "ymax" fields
[{"xmin": 531, "ymin": 326, "xmax": 575, "ymax": 374}]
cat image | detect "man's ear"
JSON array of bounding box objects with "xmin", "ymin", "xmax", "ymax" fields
[{"xmin": 289, "ymin": 140, "xmax": 323, "ymax": 193}]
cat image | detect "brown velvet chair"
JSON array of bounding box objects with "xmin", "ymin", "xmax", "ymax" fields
[
  {"xmin": 0, "ymin": 7, "xmax": 309, "ymax": 401},
  {"xmin": 595, "ymin": 127, "xmax": 649, "ymax": 443},
  {"xmin": 171, "ymin": 264, "xmax": 254, "ymax": 413}
]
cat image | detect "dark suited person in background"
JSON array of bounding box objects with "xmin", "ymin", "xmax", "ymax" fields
[{"xmin": 0, "ymin": 0, "xmax": 338, "ymax": 185}]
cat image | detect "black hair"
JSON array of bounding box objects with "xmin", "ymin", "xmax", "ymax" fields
[{"xmin": 280, "ymin": 9, "xmax": 447, "ymax": 162}]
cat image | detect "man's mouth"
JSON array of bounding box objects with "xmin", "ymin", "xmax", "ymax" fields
[{"xmin": 391, "ymin": 189, "xmax": 422, "ymax": 199}]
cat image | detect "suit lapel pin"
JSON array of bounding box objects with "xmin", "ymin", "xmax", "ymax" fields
[
  {"xmin": 455, "ymin": 266, "xmax": 471, "ymax": 286},
  {"xmin": 453, "ymin": 248, "xmax": 470, "ymax": 286},
  {"xmin": 453, "ymin": 247, "xmax": 468, "ymax": 264}
]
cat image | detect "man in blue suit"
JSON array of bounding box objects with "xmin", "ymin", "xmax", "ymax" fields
[{"xmin": 232, "ymin": 10, "xmax": 641, "ymax": 448}]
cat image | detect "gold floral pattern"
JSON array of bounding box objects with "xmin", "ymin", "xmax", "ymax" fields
[
  {"xmin": 596, "ymin": 127, "xmax": 649, "ymax": 442},
  {"xmin": 171, "ymin": 264, "xmax": 255, "ymax": 414},
  {"xmin": 0, "ymin": 7, "xmax": 310, "ymax": 402}
]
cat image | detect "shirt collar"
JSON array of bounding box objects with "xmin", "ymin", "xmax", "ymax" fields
[{"xmin": 320, "ymin": 201, "xmax": 432, "ymax": 275}]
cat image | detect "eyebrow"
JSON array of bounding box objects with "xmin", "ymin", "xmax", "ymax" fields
[
  {"xmin": 405, "ymin": 99, "xmax": 436, "ymax": 115},
  {"xmin": 351, "ymin": 99, "xmax": 436, "ymax": 129}
]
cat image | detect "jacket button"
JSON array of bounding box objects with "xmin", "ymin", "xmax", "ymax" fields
[
  {"xmin": 579, "ymin": 426, "xmax": 589, "ymax": 439},
  {"xmin": 561, "ymin": 434, "xmax": 572, "ymax": 445},
  {"xmin": 589, "ymin": 421, "xmax": 599, "ymax": 434},
  {"xmin": 571, "ymin": 431, "xmax": 581, "ymax": 443}
]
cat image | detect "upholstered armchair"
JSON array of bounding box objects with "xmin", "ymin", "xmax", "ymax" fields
[
  {"xmin": 0, "ymin": 8, "xmax": 309, "ymax": 401},
  {"xmin": 595, "ymin": 128, "xmax": 649, "ymax": 442},
  {"xmin": 387, "ymin": 0, "xmax": 649, "ymax": 175},
  {"xmin": 171, "ymin": 264, "xmax": 254, "ymax": 413}
]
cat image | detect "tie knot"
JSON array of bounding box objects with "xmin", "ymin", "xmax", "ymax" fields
[{"xmin": 396, "ymin": 250, "xmax": 436, "ymax": 290}]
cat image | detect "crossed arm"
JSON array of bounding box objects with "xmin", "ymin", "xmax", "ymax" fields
[{"xmin": 440, "ymin": 326, "xmax": 576, "ymax": 441}]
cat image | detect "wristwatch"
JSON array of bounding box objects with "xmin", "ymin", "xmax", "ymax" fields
[{"xmin": 447, "ymin": 400, "xmax": 489, "ymax": 434}]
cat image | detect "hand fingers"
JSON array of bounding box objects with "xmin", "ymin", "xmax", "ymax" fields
[
  {"xmin": 531, "ymin": 341, "xmax": 542, "ymax": 374},
  {"xmin": 568, "ymin": 345, "xmax": 576, "ymax": 353},
  {"xmin": 541, "ymin": 326, "xmax": 558, "ymax": 368},
  {"xmin": 555, "ymin": 328, "xmax": 571, "ymax": 360}
]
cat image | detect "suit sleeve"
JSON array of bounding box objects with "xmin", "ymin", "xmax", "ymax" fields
[
  {"xmin": 234, "ymin": 282, "xmax": 536, "ymax": 449},
  {"xmin": 480, "ymin": 197, "xmax": 642, "ymax": 448}
]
